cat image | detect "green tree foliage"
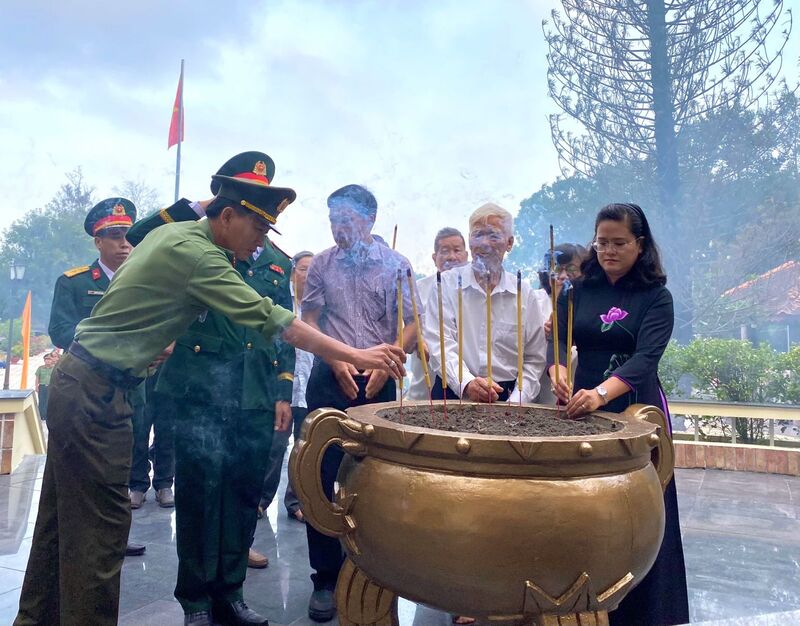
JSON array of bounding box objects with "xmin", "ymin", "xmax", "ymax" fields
[
  {"xmin": 664, "ymin": 338, "xmax": 800, "ymax": 442},
  {"xmin": 0, "ymin": 171, "xmax": 163, "ymax": 330},
  {"xmin": 510, "ymin": 88, "xmax": 800, "ymax": 336},
  {"xmin": 0, "ymin": 170, "xmax": 96, "ymax": 330}
]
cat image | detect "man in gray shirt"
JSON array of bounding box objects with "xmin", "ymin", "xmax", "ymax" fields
[{"xmin": 300, "ymin": 184, "xmax": 419, "ymax": 622}]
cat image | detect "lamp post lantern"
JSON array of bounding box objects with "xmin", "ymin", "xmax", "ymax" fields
[{"xmin": 3, "ymin": 261, "xmax": 27, "ymax": 391}]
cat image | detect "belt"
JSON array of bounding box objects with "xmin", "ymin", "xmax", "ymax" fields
[{"xmin": 68, "ymin": 342, "xmax": 144, "ymax": 390}]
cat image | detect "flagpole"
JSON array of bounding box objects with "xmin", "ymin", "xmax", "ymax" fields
[{"xmin": 174, "ymin": 59, "xmax": 184, "ymax": 202}]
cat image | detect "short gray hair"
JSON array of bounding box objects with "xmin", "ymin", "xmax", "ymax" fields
[
  {"xmin": 468, "ymin": 202, "xmax": 514, "ymax": 237},
  {"xmin": 292, "ymin": 250, "xmax": 314, "ymax": 268},
  {"xmin": 433, "ymin": 227, "xmax": 465, "ymax": 252}
]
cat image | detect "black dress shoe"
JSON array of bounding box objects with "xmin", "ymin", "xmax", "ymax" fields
[
  {"xmin": 184, "ymin": 610, "xmax": 214, "ymax": 626},
  {"xmin": 213, "ymin": 600, "xmax": 269, "ymax": 626},
  {"xmin": 125, "ymin": 542, "xmax": 146, "ymax": 556},
  {"xmin": 308, "ymin": 588, "xmax": 335, "ymax": 622}
]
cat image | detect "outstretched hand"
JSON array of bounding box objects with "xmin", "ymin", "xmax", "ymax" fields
[{"xmin": 351, "ymin": 344, "xmax": 406, "ymax": 379}]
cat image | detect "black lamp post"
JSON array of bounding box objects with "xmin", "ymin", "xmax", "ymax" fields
[{"xmin": 3, "ymin": 261, "xmax": 27, "ymax": 391}]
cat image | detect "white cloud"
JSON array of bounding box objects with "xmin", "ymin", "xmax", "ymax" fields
[{"xmin": 0, "ymin": 0, "xmax": 663, "ymax": 273}]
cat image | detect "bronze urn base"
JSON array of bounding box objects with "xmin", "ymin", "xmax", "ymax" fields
[{"xmin": 289, "ymin": 402, "xmax": 673, "ymax": 626}]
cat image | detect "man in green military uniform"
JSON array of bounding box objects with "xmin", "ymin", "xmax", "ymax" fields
[
  {"xmin": 126, "ymin": 152, "xmax": 296, "ymax": 626},
  {"xmin": 14, "ymin": 170, "xmax": 406, "ymax": 626},
  {"xmin": 46, "ymin": 197, "xmax": 146, "ymax": 558}
]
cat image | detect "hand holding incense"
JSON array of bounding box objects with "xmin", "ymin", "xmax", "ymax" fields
[{"xmin": 516, "ymin": 270, "xmax": 523, "ymax": 406}]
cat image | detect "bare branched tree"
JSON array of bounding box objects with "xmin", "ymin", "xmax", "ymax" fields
[
  {"xmin": 545, "ymin": 0, "xmax": 791, "ymax": 207},
  {"xmin": 112, "ymin": 179, "xmax": 163, "ymax": 219}
]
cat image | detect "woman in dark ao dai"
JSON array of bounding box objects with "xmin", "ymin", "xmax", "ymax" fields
[{"xmin": 548, "ymin": 203, "xmax": 689, "ymax": 626}]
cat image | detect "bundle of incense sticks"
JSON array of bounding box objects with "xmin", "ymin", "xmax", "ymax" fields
[
  {"xmin": 549, "ymin": 225, "xmax": 561, "ymax": 412},
  {"xmin": 457, "ymin": 274, "xmax": 463, "ymax": 405},
  {"xmin": 406, "ymin": 269, "xmax": 433, "ymax": 417},
  {"xmin": 391, "ymin": 224, "xmax": 398, "ymax": 250},
  {"xmin": 566, "ymin": 282, "xmax": 574, "ymax": 394},
  {"xmin": 517, "ymin": 270, "xmax": 523, "ymax": 407},
  {"xmin": 396, "ymin": 269, "xmax": 404, "ymax": 412},
  {"xmin": 436, "ymin": 271, "xmax": 448, "ymax": 419},
  {"xmin": 486, "ymin": 269, "xmax": 493, "ymax": 403}
]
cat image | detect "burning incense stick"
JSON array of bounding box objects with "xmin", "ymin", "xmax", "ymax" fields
[
  {"xmin": 457, "ymin": 274, "xmax": 463, "ymax": 405},
  {"xmin": 391, "ymin": 224, "xmax": 398, "ymax": 250},
  {"xmin": 293, "ymin": 272, "xmax": 300, "ymax": 315},
  {"xmin": 549, "ymin": 225, "xmax": 561, "ymax": 405},
  {"xmin": 436, "ymin": 271, "xmax": 448, "ymax": 418},
  {"xmin": 396, "ymin": 269, "xmax": 404, "ymax": 411},
  {"xmin": 406, "ymin": 269, "xmax": 432, "ymax": 394},
  {"xmin": 517, "ymin": 270, "xmax": 523, "ymax": 407},
  {"xmin": 566, "ymin": 283, "xmax": 574, "ymax": 396},
  {"xmin": 486, "ymin": 270, "xmax": 493, "ymax": 403}
]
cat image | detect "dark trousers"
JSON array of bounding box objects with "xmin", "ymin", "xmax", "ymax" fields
[
  {"xmin": 305, "ymin": 360, "xmax": 396, "ymax": 589},
  {"xmin": 37, "ymin": 385, "xmax": 49, "ymax": 420},
  {"xmin": 15, "ymin": 353, "xmax": 133, "ymax": 626},
  {"xmin": 173, "ymin": 401, "xmax": 274, "ymax": 613},
  {"xmin": 130, "ymin": 380, "xmax": 175, "ymax": 493},
  {"xmin": 430, "ymin": 376, "xmax": 459, "ymax": 400},
  {"xmin": 431, "ymin": 376, "xmax": 515, "ymax": 401},
  {"xmin": 261, "ymin": 406, "xmax": 308, "ymax": 514}
]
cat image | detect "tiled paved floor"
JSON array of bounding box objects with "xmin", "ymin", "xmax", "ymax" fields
[{"xmin": 0, "ymin": 457, "xmax": 798, "ymax": 625}]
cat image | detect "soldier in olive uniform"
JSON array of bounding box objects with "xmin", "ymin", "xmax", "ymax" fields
[
  {"xmin": 126, "ymin": 152, "xmax": 295, "ymax": 626},
  {"xmin": 46, "ymin": 198, "xmax": 146, "ymax": 558},
  {"xmin": 15, "ymin": 172, "xmax": 406, "ymax": 626}
]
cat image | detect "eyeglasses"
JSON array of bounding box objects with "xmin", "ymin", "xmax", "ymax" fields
[
  {"xmin": 591, "ymin": 239, "xmax": 640, "ymax": 252},
  {"xmin": 555, "ymin": 264, "xmax": 580, "ymax": 277}
]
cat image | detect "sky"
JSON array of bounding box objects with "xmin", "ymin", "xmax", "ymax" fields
[{"xmin": 1, "ymin": 0, "xmax": 798, "ymax": 274}]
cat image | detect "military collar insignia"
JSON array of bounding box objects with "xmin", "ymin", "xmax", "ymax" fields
[{"xmin": 91, "ymin": 268, "xmax": 102, "ymax": 281}]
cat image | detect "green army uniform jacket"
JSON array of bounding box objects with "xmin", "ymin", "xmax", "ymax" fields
[
  {"xmin": 75, "ymin": 216, "xmax": 295, "ymax": 379},
  {"xmin": 126, "ymin": 199, "xmax": 296, "ymax": 410},
  {"xmin": 48, "ymin": 260, "xmax": 109, "ymax": 350},
  {"xmin": 48, "ymin": 260, "xmax": 146, "ymax": 406}
]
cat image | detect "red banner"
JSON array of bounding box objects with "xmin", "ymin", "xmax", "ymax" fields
[{"xmin": 168, "ymin": 68, "xmax": 184, "ymax": 149}]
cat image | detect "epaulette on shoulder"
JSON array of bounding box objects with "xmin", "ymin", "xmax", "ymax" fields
[
  {"xmin": 269, "ymin": 239, "xmax": 291, "ymax": 260},
  {"xmin": 63, "ymin": 265, "xmax": 91, "ymax": 278}
]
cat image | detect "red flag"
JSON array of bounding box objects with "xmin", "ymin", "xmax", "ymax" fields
[{"xmin": 168, "ymin": 65, "xmax": 184, "ymax": 149}]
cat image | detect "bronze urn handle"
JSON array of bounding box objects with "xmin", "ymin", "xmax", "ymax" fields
[
  {"xmin": 289, "ymin": 408, "xmax": 370, "ymax": 541},
  {"xmin": 623, "ymin": 404, "xmax": 675, "ymax": 490}
]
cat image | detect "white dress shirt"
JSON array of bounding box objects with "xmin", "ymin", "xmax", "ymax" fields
[
  {"xmin": 407, "ymin": 273, "xmax": 437, "ymax": 400},
  {"xmin": 290, "ymin": 282, "xmax": 314, "ymax": 409},
  {"xmin": 98, "ymin": 259, "xmax": 115, "ymax": 281},
  {"xmin": 423, "ymin": 263, "xmax": 547, "ymax": 403}
]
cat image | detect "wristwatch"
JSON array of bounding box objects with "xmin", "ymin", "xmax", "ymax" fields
[{"xmin": 595, "ymin": 385, "xmax": 608, "ymax": 405}]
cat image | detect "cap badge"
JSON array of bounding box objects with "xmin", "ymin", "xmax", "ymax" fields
[
  {"xmin": 112, "ymin": 203, "xmax": 126, "ymax": 216},
  {"xmin": 253, "ymin": 161, "xmax": 267, "ymax": 176}
]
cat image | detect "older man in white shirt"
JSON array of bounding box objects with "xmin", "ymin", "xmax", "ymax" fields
[
  {"xmin": 407, "ymin": 227, "xmax": 468, "ymax": 400},
  {"xmin": 424, "ymin": 203, "xmax": 547, "ymax": 403}
]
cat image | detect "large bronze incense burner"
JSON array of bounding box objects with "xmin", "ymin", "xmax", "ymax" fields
[{"xmin": 289, "ymin": 402, "xmax": 674, "ymax": 626}]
